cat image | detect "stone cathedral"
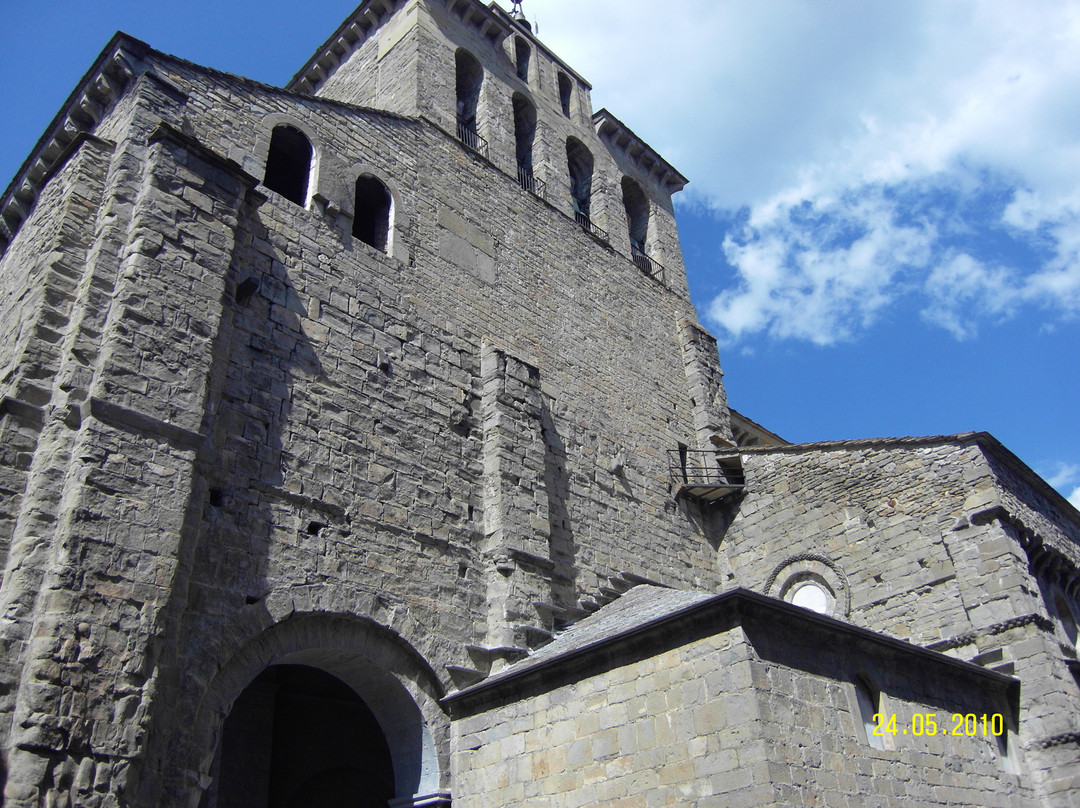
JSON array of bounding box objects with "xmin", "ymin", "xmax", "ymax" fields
[{"xmin": 0, "ymin": 1, "xmax": 1078, "ymax": 806}]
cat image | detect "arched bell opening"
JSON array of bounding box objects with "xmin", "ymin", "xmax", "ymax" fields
[
  {"xmin": 201, "ymin": 664, "xmax": 394, "ymax": 808},
  {"xmin": 455, "ymin": 49, "xmax": 484, "ymax": 150},
  {"xmin": 566, "ymin": 136, "xmax": 594, "ymax": 226},
  {"xmin": 621, "ymin": 176, "xmax": 650, "ymax": 257}
]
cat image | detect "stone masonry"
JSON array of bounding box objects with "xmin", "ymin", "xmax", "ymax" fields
[{"xmin": 0, "ymin": 2, "xmax": 1077, "ymax": 807}]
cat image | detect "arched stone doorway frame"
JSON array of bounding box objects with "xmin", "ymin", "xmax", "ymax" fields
[{"xmin": 191, "ymin": 612, "xmax": 451, "ymax": 808}]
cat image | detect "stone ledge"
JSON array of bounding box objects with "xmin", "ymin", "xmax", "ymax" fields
[
  {"xmin": 86, "ymin": 396, "xmax": 203, "ymax": 451},
  {"xmin": 147, "ymin": 122, "xmax": 258, "ymax": 188},
  {"xmin": 927, "ymin": 613, "xmax": 1056, "ymax": 653},
  {"xmin": 0, "ymin": 397, "xmax": 45, "ymax": 431},
  {"xmin": 1038, "ymin": 731, "xmax": 1080, "ymax": 749}
]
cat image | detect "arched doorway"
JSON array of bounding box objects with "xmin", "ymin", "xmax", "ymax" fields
[
  {"xmin": 202, "ymin": 665, "xmax": 394, "ymax": 808},
  {"xmin": 187, "ymin": 614, "xmax": 451, "ymax": 808}
]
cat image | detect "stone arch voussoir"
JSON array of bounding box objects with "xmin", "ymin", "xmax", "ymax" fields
[{"xmin": 188, "ymin": 611, "xmax": 451, "ymax": 808}]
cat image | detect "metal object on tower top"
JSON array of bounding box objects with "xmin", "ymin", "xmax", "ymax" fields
[{"xmin": 510, "ymin": 0, "xmax": 531, "ymax": 30}]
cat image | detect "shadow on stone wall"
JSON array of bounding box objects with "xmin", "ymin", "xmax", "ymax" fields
[
  {"xmin": 129, "ymin": 197, "xmax": 330, "ymax": 805},
  {"xmin": 543, "ymin": 403, "xmax": 577, "ymax": 610}
]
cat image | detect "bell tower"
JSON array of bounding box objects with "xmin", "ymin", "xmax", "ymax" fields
[{"xmin": 289, "ymin": 0, "xmax": 692, "ymax": 300}]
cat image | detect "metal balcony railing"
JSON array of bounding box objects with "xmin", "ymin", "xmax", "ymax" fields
[
  {"xmin": 632, "ymin": 245, "xmax": 666, "ymax": 285},
  {"xmin": 669, "ymin": 449, "xmax": 745, "ymax": 502},
  {"xmin": 456, "ymin": 117, "xmax": 489, "ymax": 158},
  {"xmin": 517, "ymin": 165, "xmax": 546, "ymax": 199},
  {"xmin": 575, "ymin": 211, "xmax": 609, "ymax": 243}
]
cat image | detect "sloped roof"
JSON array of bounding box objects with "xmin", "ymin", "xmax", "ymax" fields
[
  {"xmin": 496, "ymin": 585, "xmax": 713, "ymax": 678},
  {"xmin": 443, "ymin": 585, "xmax": 1016, "ymax": 717}
]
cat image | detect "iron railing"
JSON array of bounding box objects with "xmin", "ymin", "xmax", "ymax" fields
[
  {"xmin": 456, "ymin": 117, "xmax": 489, "ymax": 158},
  {"xmin": 575, "ymin": 211, "xmax": 609, "ymax": 243},
  {"xmin": 632, "ymin": 246, "xmax": 666, "ymax": 285},
  {"xmin": 668, "ymin": 449, "xmax": 745, "ymax": 501},
  {"xmin": 517, "ymin": 165, "xmax": 546, "ymax": 199}
]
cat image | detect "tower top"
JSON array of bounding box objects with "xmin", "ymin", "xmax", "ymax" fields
[{"xmin": 510, "ymin": 0, "xmax": 531, "ymax": 30}]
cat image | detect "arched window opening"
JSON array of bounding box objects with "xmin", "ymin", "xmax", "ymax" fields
[
  {"xmin": 455, "ymin": 49, "xmax": 485, "ymax": 153},
  {"xmin": 515, "ymin": 37, "xmax": 531, "ymax": 82},
  {"xmin": 513, "ymin": 94, "xmax": 539, "ymax": 194},
  {"xmin": 204, "ymin": 665, "xmax": 394, "ymax": 808},
  {"xmin": 1055, "ymin": 594, "xmax": 1079, "ymax": 647},
  {"xmin": 780, "ymin": 572, "xmax": 835, "ymax": 616},
  {"xmin": 263, "ymin": 125, "xmax": 313, "ymax": 207},
  {"xmin": 622, "ymin": 176, "xmax": 650, "ymax": 256},
  {"xmin": 557, "ymin": 72, "xmax": 573, "ymax": 117},
  {"xmin": 566, "ymin": 137, "xmax": 594, "ymax": 228},
  {"xmin": 855, "ymin": 676, "xmax": 885, "ymax": 750},
  {"xmin": 353, "ymin": 175, "xmax": 392, "ymax": 252},
  {"xmin": 791, "ymin": 582, "xmax": 830, "ymax": 614}
]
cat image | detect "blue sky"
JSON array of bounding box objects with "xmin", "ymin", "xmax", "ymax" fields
[{"xmin": 2, "ymin": 1, "xmax": 1078, "ymax": 507}]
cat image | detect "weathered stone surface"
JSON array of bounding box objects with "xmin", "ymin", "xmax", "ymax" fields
[{"xmin": 0, "ymin": 2, "xmax": 1077, "ymax": 807}]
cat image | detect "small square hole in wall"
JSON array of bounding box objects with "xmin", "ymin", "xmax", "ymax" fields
[
  {"xmin": 306, "ymin": 521, "xmax": 326, "ymax": 536},
  {"xmin": 235, "ymin": 277, "xmax": 260, "ymax": 304}
]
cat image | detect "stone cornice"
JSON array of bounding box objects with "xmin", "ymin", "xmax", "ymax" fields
[
  {"xmin": 288, "ymin": 0, "xmax": 522, "ymax": 97},
  {"xmin": 927, "ymin": 613, "xmax": 1056, "ymax": 653},
  {"xmin": 287, "ymin": 0, "xmax": 410, "ymax": 95},
  {"xmin": 1, "ymin": 33, "xmax": 148, "ymax": 255},
  {"xmin": 288, "ymin": 1, "xmax": 593, "ymax": 99},
  {"xmin": 1037, "ymin": 731, "xmax": 1080, "ymax": 749},
  {"xmin": 969, "ymin": 504, "xmax": 1080, "ymax": 597},
  {"xmin": 485, "ymin": 3, "xmax": 592, "ymax": 89},
  {"xmin": 737, "ymin": 431, "xmax": 991, "ymax": 454},
  {"xmin": 741, "ymin": 430, "xmax": 1080, "ymax": 528},
  {"xmin": 594, "ymin": 109, "xmax": 689, "ymax": 194}
]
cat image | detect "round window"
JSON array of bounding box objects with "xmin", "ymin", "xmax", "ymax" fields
[
  {"xmin": 766, "ymin": 556, "xmax": 849, "ymax": 618},
  {"xmin": 790, "ymin": 582, "xmax": 830, "ymax": 614}
]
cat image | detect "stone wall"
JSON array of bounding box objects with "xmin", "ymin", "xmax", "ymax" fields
[
  {"xmin": 0, "ymin": 34, "xmax": 731, "ymax": 805},
  {"xmin": 449, "ymin": 589, "xmax": 1033, "ymax": 808},
  {"xmin": 1, "ymin": 4, "xmax": 1076, "ymax": 805},
  {"xmin": 0, "ymin": 136, "xmax": 114, "ymax": 572},
  {"xmin": 727, "ymin": 435, "xmax": 1080, "ymax": 807},
  {"xmin": 313, "ymin": 0, "xmax": 688, "ymax": 289}
]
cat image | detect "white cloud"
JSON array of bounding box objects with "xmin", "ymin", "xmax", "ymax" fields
[
  {"xmin": 1042, "ymin": 463, "xmax": 1080, "ymax": 507},
  {"xmin": 538, "ymin": 0, "xmax": 1080, "ymax": 345},
  {"xmin": 920, "ymin": 254, "xmax": 1020, "ymax": 340},
  {"xmin": 708, "ymin": 188, "xmax": 933, "ymax": 345},
  {"xmin": 1046, "ymin": 462, "xmax": 1080, "ymax": 491}
]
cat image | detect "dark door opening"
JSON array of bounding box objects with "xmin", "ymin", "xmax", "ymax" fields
[{"xmin": 202, "ymin": 664, "xmax": 395, "ymax": 808}]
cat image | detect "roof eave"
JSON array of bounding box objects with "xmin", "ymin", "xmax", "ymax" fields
[
  {"xmin": 0, "ymin": 32, "xmax": 149, "ymax": 254},
  {"xmin": 594, "ymin": 108, "xmax": 689, "ymax": 194}
]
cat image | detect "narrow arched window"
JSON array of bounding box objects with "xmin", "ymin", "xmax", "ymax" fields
[
  {"xmin": 515, "ymin": 37, "xmax": 531, "ymax": 82},
  {"xmin": 456, "ymin": 49, "xmax": 484, "ymax": 149},
  {"xmin": 557, "ymin": 72, "xmax": 573, "ymax": 117},
  {"xmin": 855, "ymin": 677, "xmax": 885, "ymax": 750},
  {"xmin": 513, "ymin": 94, "xmax": 537, "ymax": 192},
  {"xmin": 566, "ymin": 137, "xmax": 593, "ymax": 226},
  {"xmin": 353, "ymin": 175, "xmax": 392, "ymax": 252},
  {"xmin": 1056, "ymin": 594, "xmax": 1079, "ymax": 647},
  {"xmin": 622, "ymin": 177, "xmax": 650, "ymax": 256},
  {"xmin": 263, "ymin": 125, "xmax": 313, "ymax": 206}
]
